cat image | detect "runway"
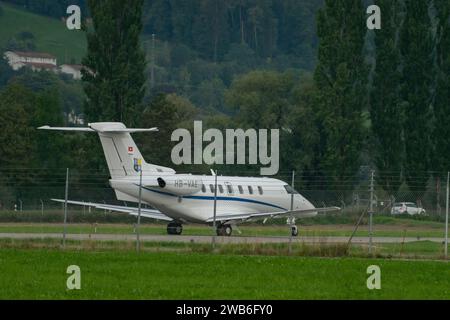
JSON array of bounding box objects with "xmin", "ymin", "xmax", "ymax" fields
[{"xmin": 0, "ymin": 232, "xmax": 444, "ymax": 244}]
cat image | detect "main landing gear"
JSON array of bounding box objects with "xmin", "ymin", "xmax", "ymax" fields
[
  {"xmin": 216, "ymin": 223, "xmax": 233, "ymax": 236},
  {"xmin": 167, "ymin": 222, "xmax": 183, "ymax": 235}
]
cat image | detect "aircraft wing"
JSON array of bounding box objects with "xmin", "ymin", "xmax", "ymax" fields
[
  {"xmin": 206, "ymin": 206, "xmax": 341, "ymax": 223},
  {"xmin": 51, "ymin": 199, "xmax": 173, "ymax": 222}
]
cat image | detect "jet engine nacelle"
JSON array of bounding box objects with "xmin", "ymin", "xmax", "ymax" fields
[{"xmin": 157, "ymin": 175, "xmax": 203, "ymax": 196}]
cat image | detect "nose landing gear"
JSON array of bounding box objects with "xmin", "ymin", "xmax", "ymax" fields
[
  {"xmin": 167, "ymin": 222, "xmax": 183, "ymax": 235},
  {"xmin": 291, "ymin": 225, "xmax": 299, "ymax": 237},
  {"xmin": 287, "ymin": 217, "xmax": 299, "ymax": 237}
]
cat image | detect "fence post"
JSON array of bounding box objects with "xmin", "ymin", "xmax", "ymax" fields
[
  {"xmin": 63, "ymin": 168, "xmax": 69, "ymax": 249},
  {"xmin": 369, "ymin": 170, "xmax": 374, "ymax": 254},
  {"xmin": 212, "ymin": 170, "xmax": 218, "ymax": 249},
  {"xmin": 136, "ymin": 161, "xmax": 143, "ymax": 253},
  {"xmin": 445, "ymin": 172, "xmax": 449, "ymax": 260},
  {"xmin": 288, "ymin": 171, "xmax": 295, "ymax": 255}
]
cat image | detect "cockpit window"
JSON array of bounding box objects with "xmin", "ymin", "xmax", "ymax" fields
[{"xmin": 284, "ymin": 185, "xmax": 299, "ymax": 194}]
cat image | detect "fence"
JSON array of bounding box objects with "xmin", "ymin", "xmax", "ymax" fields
[{"xmin": 0, "ymin": 168, "xmax": 448, "ymax": 217}]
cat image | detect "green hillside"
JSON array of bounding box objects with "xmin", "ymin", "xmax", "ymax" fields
[{"xmin": 0, "ymin": 2, "xmax": 86, "ymax": 63}]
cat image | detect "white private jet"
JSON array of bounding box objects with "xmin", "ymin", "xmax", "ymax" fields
[{"xmin": 39, "ymin": 122, "xmax": 340, "ymax": 236}]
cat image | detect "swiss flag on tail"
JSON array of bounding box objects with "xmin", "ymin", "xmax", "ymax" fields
[{"xmin": 128, "ymin": 146, "xmax": 134, "ymax": 154}]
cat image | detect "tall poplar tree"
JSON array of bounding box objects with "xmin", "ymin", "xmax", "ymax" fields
[
  {"xmin": 313, "ymin": 0, "xmax": 368, "ymax": 185},
  {"xmin": 370, "ymin": 0, "xmax": 404, "ymax": 194},
  {"xmin": 400, "ymin": 0, "xmax": 434, "ymax": 191},
  {"xmin": 433, "ymin": 0, "xmax": 450, "ymax": 172},
  {"xmin": 82, "ymin": 0, "xmax": 146, "ymax": 126}
]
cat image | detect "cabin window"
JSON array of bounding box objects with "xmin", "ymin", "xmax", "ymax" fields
[
  {"xmin": 238, "ymin": 185, "xmax": 244, "ymax": 194},
  {"xmin": 201, "ymin": 184, "xmax": 206, "ymax": 193},
  {"xmin": 227, "ymin": 184, "xmax": 233, "ymax": 194},
  {"xmin": 258, "ymin": 186, "xmax": 263, "ymax": 195},
  {"xmin": 218, "ymin": 185, "xmax": 224, "ymax": 193},
  {"xmin": 209, "ymin": 184, "xmax": 215, "ymax": 193},
  {"xmin": 248, "ymin": 186, "xmax": 254, "ymax": 195}
]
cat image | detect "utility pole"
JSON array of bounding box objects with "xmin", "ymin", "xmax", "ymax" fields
[
  {"xmin": 369, "ymin": 170, "xmax": 374, "ymax": 254},
  {"xmin": 136, "ymin": 159, "xmax": 143, "ymax": 253},
  {"xmin": 288, "ymin": 171, "xmax": 295, "ymax": 255},
  {"xmin": 445, "ymin": 172, "xmax": 449, "ymax": 259},
  {"xmin": 212, "ymin": 170, "xmax": 218, "ymax": 249},
  {"xmin": 150, "ymin": 33, "xmax": 155, "ymax": 89},
  {"xmin": 63, "ymin": 168, "xmax": 69, "ymax": 249}
]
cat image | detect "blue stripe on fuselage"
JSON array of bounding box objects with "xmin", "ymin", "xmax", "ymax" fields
[{"xmin": 137, "ymin": 185, "xmax": 287, "ymax": 211}]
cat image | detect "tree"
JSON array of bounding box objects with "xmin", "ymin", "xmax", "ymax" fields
[
  {"xmin": 225, "ymin": 70, "xmax": 295, "ymax": 129},
  {"xmin": 191, "ymin": 0, "xmax": 230, "ymax": 61},
  {"xmin": 0, "ymin": 84, "xmax": 37, "ymax": 201},
  {"xmin": 433, "ymin": 0, "xmax": 450, "ymax": 172},
  {"xmin": 313, "ymin": 0, "xmax": 368, "ymax": 186},
  {"xmin": 137, "ymin": 94, "xmax": 198, "ymax": 168},
  {"xmin": 282, "ymin": 76, "xmax": 320, "ymax": 180},
  {"xmin": 143, "ymin": 0, "xmax": 173, "ymax": 39},
  {"xmin": 275, "ymin": 0, "xmax": 323, "ymax": 69},
  {"xmin": 399, "ymin": 0, "xmax": 434, "ymax": 191},
  {"xmin": 370, "ymin": 0, "xmax": 404, "ymax": 194},
  {"xmin": 32, "ymin": 90, "xmax": 67, "ymax": 169},
  {"xmin": 0, "ymin": 52, "xmax": 14, "ymax": 89},
  {"xmin": 0, "ymin": 84, "xmax": 35, "ymax": 169},
  {"xmin": 82, "ymin": 0, "xmax": 146, "ymax": 126}
]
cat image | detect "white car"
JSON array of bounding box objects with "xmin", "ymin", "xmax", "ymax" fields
[{"xmin": 391, "ymin": 202, "xmax": 426, "ymax": 215}]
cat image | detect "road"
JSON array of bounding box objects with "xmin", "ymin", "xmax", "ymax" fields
[{"xmin": 0, "ymin": 232, "xmax": 444, "ymax": 244}]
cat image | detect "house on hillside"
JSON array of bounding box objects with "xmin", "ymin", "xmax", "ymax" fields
[
  {"xmin": 4, "ymin": 51, "xmax": 58, "ymax": 72},
  {"xmin": 59, "ymin": 64, "xmax": 83, "ymax": 80}
]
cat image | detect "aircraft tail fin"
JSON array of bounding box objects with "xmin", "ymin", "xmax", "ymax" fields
[{"xmin": 38, "ymin": 122, "xmax": 175, "ymax": 178}]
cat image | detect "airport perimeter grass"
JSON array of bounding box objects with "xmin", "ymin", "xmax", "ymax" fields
[
  {"xmin": 0, "ymin": 237, "xmax": 447, "ymax": 260},
  {"xmin": 0, "ymin": 222, "xmax": 445, "ymax": 238},
  {"xmin": 0, "ymin": 247, "xmax": 449, "ymax": 299}
]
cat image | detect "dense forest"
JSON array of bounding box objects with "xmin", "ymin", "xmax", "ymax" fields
[{"xmin": 0, "ymin": 0, "xmax": 449, "ymax": 210}]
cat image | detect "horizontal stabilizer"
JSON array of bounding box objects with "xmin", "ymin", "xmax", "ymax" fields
[{"xmin": 38, "ymin": 125, "xmax": 158, "ymax": 133}]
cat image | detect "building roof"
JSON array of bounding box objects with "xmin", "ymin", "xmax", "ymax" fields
[{"xmin": 10, "ymin": 51, "xmax": 56, "ymax": 59}]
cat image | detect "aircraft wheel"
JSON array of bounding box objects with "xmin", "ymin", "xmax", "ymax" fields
[
  {"xmin": 167, "ymin": 222, "xmax": 183, "ymax": 235},
  {"xmin": 224, "ymin": 225, "xmax": 232, "ymax": 236},
  {"xmin": 291, "ymin": 225, "xmax": 299, "ymax": 237},
  {"xmin": 216, "ymin": 224, "xmax": 232, "ymax": 236}
]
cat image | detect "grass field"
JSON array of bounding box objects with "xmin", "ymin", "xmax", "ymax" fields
[
  {"xmin": 0, "ymin": 222, "xmax": 445, "ymax": 238},
  {"xmin": 0, "ymin": 237, "xmax": 448, "ymax": 259},
  {"xmin": 0, "ymin": 2, "xmax": 86, "ymax": 63},
  {"xmin": 0, "ymin": 247, "xmax": 449, "ymax": 299}
]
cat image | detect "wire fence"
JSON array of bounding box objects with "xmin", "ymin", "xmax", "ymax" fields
[{"xmin": 0, "ymin": 168, "xmax": 448, "ymax": 218}]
